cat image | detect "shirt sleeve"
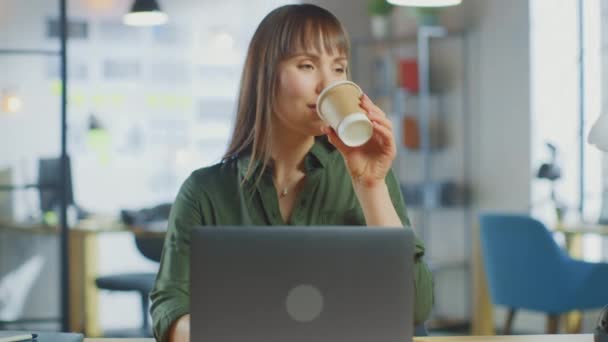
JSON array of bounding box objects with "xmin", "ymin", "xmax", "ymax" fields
[
  {"xmin": 150, "ymin": 175, "xmax": 206, "ymax": 342},
  {"xmin": 386, "ymin": 169, "xmax": 435, "ymax": 326}
]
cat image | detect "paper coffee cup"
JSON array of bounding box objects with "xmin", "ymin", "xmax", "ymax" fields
[{"xmin": 316, "ymin": 80, "xmax": 373, "ymax": 147}]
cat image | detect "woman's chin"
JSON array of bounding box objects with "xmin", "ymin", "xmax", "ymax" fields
[{"xmin": 313, "ymin": 124, "xmax": 328, "ymax": 137}]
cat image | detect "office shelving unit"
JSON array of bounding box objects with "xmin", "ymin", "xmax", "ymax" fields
[{"xmin": 351, "ymin": 26, "xmax": 472, "ymax": 327}]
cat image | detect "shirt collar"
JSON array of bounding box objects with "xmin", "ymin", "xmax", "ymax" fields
[
  {"xmin": 236, "ymin": 136, "xmax": 334, "ymax": 178},
  {"xmin": 306, "ymin": 136, "xmax": 334, "ymax": 170}
]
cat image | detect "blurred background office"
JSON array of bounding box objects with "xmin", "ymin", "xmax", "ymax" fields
[{"xmin": 0, "ymin": 0, "xmax": 607, "ymax": 338}]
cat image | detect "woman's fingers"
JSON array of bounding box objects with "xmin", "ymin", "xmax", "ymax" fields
[
  {"xmin": 360, "ymin": 94, "xmax": 394, "ymax": 132},
  {"xmin": 368, "ymin": 111, "xmax": 393, "ymax": 131},
  {"xmin": 360, "ymin": 94, "xmax": 386, "ymax": 117},
  {"xmin": 371, "ymin": 121, "xmax": 396, "ymax": 151}
]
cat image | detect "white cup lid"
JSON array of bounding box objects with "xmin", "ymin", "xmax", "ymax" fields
[{"xmin": 337, "ymin": 112, "xmax": 373, "ymax": 147}]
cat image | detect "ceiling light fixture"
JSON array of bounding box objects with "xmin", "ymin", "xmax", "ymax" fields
[
  {"xmin": 387, "ymin": 0, "xmax": 462, "ymax": 7},
  {"xmin": 1, "ymin": 91, "xmax": 22, "ymax": 113},
  {"xmin": 123, "ymin": 0, "xmax": 168, "ymax": 27}
]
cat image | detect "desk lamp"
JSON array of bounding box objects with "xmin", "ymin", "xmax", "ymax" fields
[
  {"xmin": 589, "ymin": 112, "xmax": 608, "ymax": 152},
  {"xmin": 589, "ymin": 113, "xmax": 608, "ymax": 225},
  {"xmin": 123, "ymin": 0, "xmax": 168, "ymax": 26},
  {"xmin": 536, "ymin": 143, "xmax": 564, "ymax": 222}
]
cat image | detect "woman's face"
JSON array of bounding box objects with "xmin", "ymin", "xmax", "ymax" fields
[{"xmin": 273, "ymin": 47, "xmax": 348, "ymax": 137}]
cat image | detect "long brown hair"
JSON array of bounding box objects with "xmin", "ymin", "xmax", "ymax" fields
[{"xmin": 222, "ymin": 4, "xmax": 350, "ymax": 183}]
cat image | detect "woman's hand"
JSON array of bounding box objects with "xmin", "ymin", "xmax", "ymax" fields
[{"xmin": 322, "ymin": 93, "xmax": 396, "ymax": 189}]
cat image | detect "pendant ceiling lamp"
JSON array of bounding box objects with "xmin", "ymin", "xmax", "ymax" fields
[
  {"xmin": 387, "ymin": 0, "xmax": 462, "ymax": 7},
  {"xmin": 123, "ymin": 0, "xmax": 168, "ymax": 27}
]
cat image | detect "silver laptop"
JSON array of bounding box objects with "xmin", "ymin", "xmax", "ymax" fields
[{"xmin": 190, "ymin": 225, "xmax": 414, "ymax": 342}]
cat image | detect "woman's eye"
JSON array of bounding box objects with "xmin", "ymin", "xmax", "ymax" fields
[
  {"xmin": 335, "ymin": 67, "xmax": 346, "ymax": 73},
  {"xmin": 298, "ymin": 64, "xmax": 314, "ymax": 70}
]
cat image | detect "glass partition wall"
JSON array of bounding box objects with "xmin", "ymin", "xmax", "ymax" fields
[{"xmin": 0, "ymin": 0, "xmax": 295, "ymax": 335}]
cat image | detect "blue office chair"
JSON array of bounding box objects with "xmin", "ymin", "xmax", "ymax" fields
[
  {"xmin": 479, "ymin": 213, "xmax": 608, "ymax": 334},
  {"xmin": 95, "ymin": 233, "xmax": 163, "ymax": 337}
]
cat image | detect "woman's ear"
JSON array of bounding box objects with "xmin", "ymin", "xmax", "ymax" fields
[{"xmin": 589, "ymin": 112, "xmax": 608, "ymax": 152}]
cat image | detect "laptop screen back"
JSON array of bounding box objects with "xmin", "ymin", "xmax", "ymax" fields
[{"xmin": 190, "ymin": 225, "xmax": 414, "ymax": 342}]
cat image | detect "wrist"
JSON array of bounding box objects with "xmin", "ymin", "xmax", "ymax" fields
[
  {"xmin": 352, "ymin": 179, "xmax": 402, "ymax": 227},
  {"xmin": 352, "ymin": 177, "xmax": 386, "ymax": 193}
]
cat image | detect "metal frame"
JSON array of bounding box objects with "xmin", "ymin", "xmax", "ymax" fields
[
  {"xmin": 59, "ymin": 0, "xmax": 70, "ymax": 332},
  {"xmin": 416, "ymin": 25, "xmax": 446, "ymax": 245},
  {"xmin": 577, "ymin": 0, "xmax": 586, "ymax": 217}
]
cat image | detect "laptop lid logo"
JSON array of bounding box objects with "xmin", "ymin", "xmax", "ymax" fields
[{"xmin": 285, "ymin": 284, "xmax": 324, "ymax": 322}]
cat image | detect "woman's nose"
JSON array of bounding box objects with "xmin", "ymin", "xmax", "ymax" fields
[
  {"xmin": 315, "ymin": 79, "xmax": 328, "ymax": 95},
  {"xmin": 315, "ymin": 72, "xmax": 338, "ymax": 94}
]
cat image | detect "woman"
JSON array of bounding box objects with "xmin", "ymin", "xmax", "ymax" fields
[{"xmin": 150, "ymin": 4, "xmax": 434, "ymax": 342}]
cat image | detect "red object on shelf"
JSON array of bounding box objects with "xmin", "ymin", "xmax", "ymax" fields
[
  {"xmin": 403, "ymin": 115, "xmax": 420, "ymax": 149},
  {"xmin": 399, "ymin": 59, "xmax": 419, "ymax": 93}
]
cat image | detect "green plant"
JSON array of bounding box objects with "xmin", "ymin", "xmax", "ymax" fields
[
  {"xmin": 409, "ymin": 7, "xmax": 440, "ymax": 17},
  {"xmin": 367, "ymin": 0, "xmax": 394, "ymax": 16},
  {"xmin": 409, "ymin": 7, "xmax": 441, "ymax": 26}
]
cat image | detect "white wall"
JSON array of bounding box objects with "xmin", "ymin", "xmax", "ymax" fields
[
  {"xmin": 460, "ymin": 0, "xmax": 536, "ymax": 332},
  {"xmin": 464, "ymin": 0, "xmax": 532, "ymax": 213},
  {"xmin": 530, "ymin": 0, "xmax": 582, "ymax": 226}
]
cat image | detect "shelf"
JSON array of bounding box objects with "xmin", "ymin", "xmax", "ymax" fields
[
  {"xmin": 0, "ymin": 48, "xmax": 59, "ymax": 56},
  {"xmin": 351, "ymin": 28, "xmax": 464, "ymax": 47},
  {"xmin": 0, "ymin": 184, "xmax": 55, "ymax": 191},
  {"xmin": 353, "ymin": 25, "xmax": 472, "ymax": 323},
  {"xmin": 352, "ymin": 35, "xmax": 417, "ymax": 47},
  {"xmin": 406, "ymin": 205, "xmax": 469, "ymax": 211},
  {"xmin": 401, "ymin": 182, "xmax": 470, "ymax": 208},
  {"xmin": 399, "ymin": 147, "xmax": 448, "ymax": 153}
]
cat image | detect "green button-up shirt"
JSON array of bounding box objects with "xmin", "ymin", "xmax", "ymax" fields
[{"xmin": 150, "ymin": 138, "xmax": 434, "ymax": 342}]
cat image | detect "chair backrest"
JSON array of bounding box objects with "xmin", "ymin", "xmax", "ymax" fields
[
  {"xmin": 479, "ymin": 213, "xmax": 571, "ymax": 311},
  {"xmin": 134, "ymin": 233, "xmax": 164, "ymax": 263}
]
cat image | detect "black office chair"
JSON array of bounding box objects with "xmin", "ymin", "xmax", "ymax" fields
[{"xmin": 95, "ymin": 232, "xmax": 164, "ymax": 337}]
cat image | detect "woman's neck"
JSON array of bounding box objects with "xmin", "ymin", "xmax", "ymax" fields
[{"xmin": 270, "ymin": 126, "xmax": 315, "ymax": 182}]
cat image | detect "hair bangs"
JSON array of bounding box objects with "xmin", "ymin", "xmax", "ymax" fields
[{"xmin": 279, "ymin": 9, "xmax": 349, "ymax": 60}]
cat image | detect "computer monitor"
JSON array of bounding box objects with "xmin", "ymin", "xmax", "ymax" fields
[{"xmin": 37, "ymin": 156, "xmax": 74, "ymax": 213}]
